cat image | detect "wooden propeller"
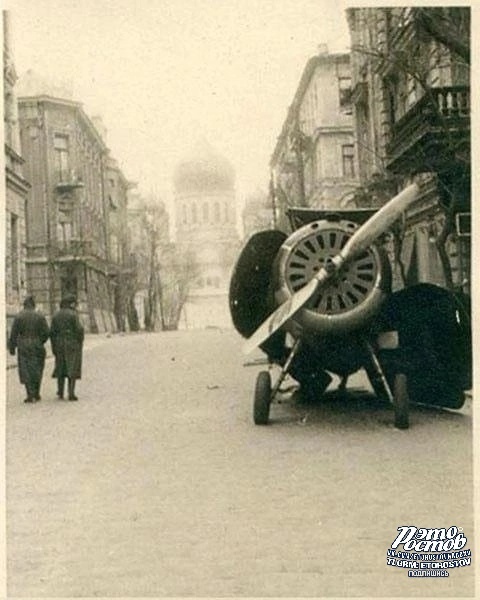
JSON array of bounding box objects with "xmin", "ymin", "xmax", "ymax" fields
[{"xmin": 243, "ymin": 183, "xmax": 419, "ymax": 354}]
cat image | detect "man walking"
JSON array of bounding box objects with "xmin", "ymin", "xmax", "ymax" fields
[
  {"xmin": 8, "ymin": 296, "xmax": 50, "ymax": 403},
  {"xmin": 50, "ymin": 294, "xmax": 84, "ymax": 401}
]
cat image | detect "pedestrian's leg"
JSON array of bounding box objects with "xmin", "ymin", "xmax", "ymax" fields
[
  {"xmin": 24, "ymin": 382, "xmax": 34, "ymax": 403},
  {"xmin": 68, "ymin": 378, "xmax": 78, "ymax": 401},
  {"xmin": 32, "ymin": 376, "xmax": 41, "ymax": 401},
  {"xmin": 57, "ymin": 377, "xmax": 65, "ymax": 399},
  {"xmin": 35, "ymin": 365, "xmax": 45, "ymax": 401}
]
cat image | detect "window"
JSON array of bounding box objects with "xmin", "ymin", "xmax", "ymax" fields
[
  {"xmin": 58, "ymin": 192, "xmax": 74, "ymax": 220},
  {"xmin": 192, "ymin": 203, "xmax": 198, "ymax": 224},
  {"xmin": 338, "ymin": 77, "xmax": 352, "ymax": 114},
  {"xmin": 182, "ymin": 203, "xmax": 188, "ymax": 224},
  {"xmin": 53, "ymin": 133, "xmax": 70, "ymax": 181},
  {"xmin": 342, "ymin": 145, "xmax": 355, "ymax": 178},
  {"xmin": 383, "ymin": 76, "xmax": 398, "ymax": 126},
  {"xmin": 10, "ymin": 214, "xmax": 19, "ymax": 290},
  {"xmin": 203, "ymin": 202, "xmax": 209, "ymax": 222},
  {"xmin": 214, "ymin": 202, "xmax": 220, "ymax": 222},
  {"xmin": 315, "ymin": 144, "xmax": 323, "ymax": 180},
  {"xmin": 58, "ymin": 221, "xmax": 72, "ymax": 246}
]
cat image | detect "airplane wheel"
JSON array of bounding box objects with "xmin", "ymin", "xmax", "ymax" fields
[
  {"xmin": 254, "ymin": 371, "xmax": 272, "ymax": 425},
  {"xmin": 393, "ymin": 373, "xmax": 409, "ymax": 430}
]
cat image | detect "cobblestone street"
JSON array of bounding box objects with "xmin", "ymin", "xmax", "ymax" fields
[{"xmin": 6, "ymin": 329, "xmax": 474, "ymax": 597}]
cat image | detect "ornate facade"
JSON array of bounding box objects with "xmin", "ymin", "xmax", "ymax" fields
[
  {"xmin": 17, "ymin": 74, "xmax": 133, "ymax": 331},
  {"xmin": 4, "ymin": 11, "xmax": 30, "ymax": 329},
  {"xmin": 347, "ymin": 7, "xmax": 470, "ymax": 292},
  {"xmin": 173, "ymin": 140, "xmax": 240, "ymax": 329}
]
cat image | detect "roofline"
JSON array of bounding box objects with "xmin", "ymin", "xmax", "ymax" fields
[
  {"xmin": 106, "ymin": 156, "xmax": 137, "ymax": 189},
  {"xmin": 270, "ymin": 52, "xmax": 350, "ymax": 166},
  {"xmin": 18, "ymin": 94, "xmax": 109, "ymax": 152}
]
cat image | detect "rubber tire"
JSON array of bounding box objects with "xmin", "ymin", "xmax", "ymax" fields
[
  {"xmin": 254, "ymin": 371, "xmax": 272, "ymax": 425},
  {"xmin": 393, "ymin": 373, "xmax": 409, "ymax": 430}
]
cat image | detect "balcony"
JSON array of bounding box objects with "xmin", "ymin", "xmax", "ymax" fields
[
  {"xmin": 386, "ymin": 86, "xmax": 470, "ymax": 174},
  {"xmin": 54, "ymin": 169, "xmax": 85, "ymax": 193},
  {"xmin": 54, "ymin": 239, "xmax": 93, "ymax": 260}
]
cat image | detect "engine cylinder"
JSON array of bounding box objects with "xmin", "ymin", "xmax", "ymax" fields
[{"xmin": 274, "ymin": 218, "xmax": 392, "ymax": 336}]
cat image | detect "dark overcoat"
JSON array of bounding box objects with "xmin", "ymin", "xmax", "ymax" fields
[
  {"xmin": 8, "ymin": 309, "xmax": 49, "ymax": 384},
  {"xmin": 50, "ymin": 308, "xmax": 85, "ymax": 379}
]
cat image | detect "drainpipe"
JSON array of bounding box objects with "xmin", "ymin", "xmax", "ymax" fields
[
  {"xmin": 99, "ymin": 152, "xmax": 114, "ymax": 328},
  {"xmin": 39, "ymin": 101, "xmax": 56, "ymax": 318},
  {"xmin": 293, "ymin": 118, "xmax": 306, "ymax": 206}
]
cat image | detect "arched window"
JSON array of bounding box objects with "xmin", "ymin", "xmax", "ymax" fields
[
  {"xmin": 192, "ymin": 202, "xmax": 198, "ymax": 224},
  {"xmin": 214, "ymin": 202, "xmax": 220, "ymax": 222},
  {"xmin": 183, "ymin": 204, "xmax": 188, "ymax": 224},
  {"xmin": 224, "ymin": 202, "xmax": 228, "ymax": 222},
  {"xmin": 203, "ymin": 202, "xmax": 209, "ymax": 222}
]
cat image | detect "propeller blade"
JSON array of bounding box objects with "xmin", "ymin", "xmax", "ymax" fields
[
  {"xmin": 243, "ymin": 182, "xmax": 420, "ymax": 354},
  {"xmin": 337, "ymin": 182, "xmax": 419, "ymax": 264},
  {"xmin": 242, "ymin": 267, "xmax": 330, "ymax": 355}
]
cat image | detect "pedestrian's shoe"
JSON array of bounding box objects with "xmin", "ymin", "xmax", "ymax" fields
[
  {"xmin": 68, "ymin": 395, "xmax": 78, "ymax": 401},
  {"xmin": 34, "ymin": 396, "xmax": 41, "ymax": 402},
  {"xmin": 56, "ymin": 393, "xmax": 64, "ymax": 400},
  {"xmin": 24, "ymin": 398, "xmax": 34, "ymax": 403}
]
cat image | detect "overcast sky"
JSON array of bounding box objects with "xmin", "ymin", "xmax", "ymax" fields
[{"xmin": 6, "ymin": 0, "xmax": 351, "ymax": 206}]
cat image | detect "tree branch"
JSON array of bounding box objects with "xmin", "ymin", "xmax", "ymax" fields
[{"xmin": 416, "ymin": 8, "xmax": 470, "ymax": 65}]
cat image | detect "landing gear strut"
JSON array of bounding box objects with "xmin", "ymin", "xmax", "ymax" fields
[
  {"xmin": 363, "ymin": 339, "xmax": 409, "ymax": 430},
  {"xmin": 253, "ymin": 340, "xmax": 301, "ymax": 425}
]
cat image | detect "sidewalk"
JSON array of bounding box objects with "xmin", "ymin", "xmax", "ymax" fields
[{"xmin": 5, "ymin": 333, "xmax": 116, "ymax": 370}]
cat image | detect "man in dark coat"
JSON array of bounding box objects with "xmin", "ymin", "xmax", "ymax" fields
[
  {"xmin": 50, "ymin": 294, "xmax": 84, "ymax": 401},
  {"xmin": 8, "ymin": 296, "xmax": 50, "ymax": 403}
]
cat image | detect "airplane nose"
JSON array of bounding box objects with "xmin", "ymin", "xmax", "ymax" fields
[{"xmin": 324, "ymin": 256, "xmax": 336, "ymax": 273}]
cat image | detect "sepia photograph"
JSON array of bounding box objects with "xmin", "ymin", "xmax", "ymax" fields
[{"xmin": 1, "ymin": 0, "xmax": 475, "ymax": 597}]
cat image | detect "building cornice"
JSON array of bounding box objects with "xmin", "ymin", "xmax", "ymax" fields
[
  {"xmin": 5, "ymin": 166, "xmax": 31, "ymax": 195},
  {"xmin": 106, "ymin": 156, "xmax": 136, "ymax": 189},
  {"xmin": 314, "ymin": 125, "xmax": 354, "ymax": 135},
  {"xmin": 5, "ymin": 142, "xmax": 25, "ymax": 163},
  {"xmin": 18, "ymin": 95, "xmax": 110, "ymax": 153}
]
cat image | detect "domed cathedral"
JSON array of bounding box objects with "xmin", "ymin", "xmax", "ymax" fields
[{"xmin": 173, "ymin": 140, "xmax": 240, "ymax": 329}]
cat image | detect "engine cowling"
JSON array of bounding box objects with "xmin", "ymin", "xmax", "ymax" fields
[{"xmin": 273, "ymin": 217, "xmax": 392, "ymax": 336}]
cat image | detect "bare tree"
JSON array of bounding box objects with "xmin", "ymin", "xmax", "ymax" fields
[
  {"xmin": 416, "ymin": 7, "xmax": 470, "ymax": 65},
  {"xmin": 159, "ymin": 245, "xmax": 199, "ymax": 330},
  {"xmin": 139, "ymin": 200, "xmax": 169, "ymax": 331}
]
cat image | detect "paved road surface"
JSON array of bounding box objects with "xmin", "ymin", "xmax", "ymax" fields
[{"xmin": 5, "ymin": 329, "xmax": 474, "ymax": 597}]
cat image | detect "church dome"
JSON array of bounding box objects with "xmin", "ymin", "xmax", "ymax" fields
[{"xmin": 174, "ymin": 139, "xmax": 235, "ymax": 194}]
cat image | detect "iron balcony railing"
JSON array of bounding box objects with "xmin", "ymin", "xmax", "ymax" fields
[
  {"xmin": 54, "ymin": 169, "xmax": 85, "ymax": 192},
  {"xmin": 386, "ymin": 85, "xmax": 470, "ymax": 173}
]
